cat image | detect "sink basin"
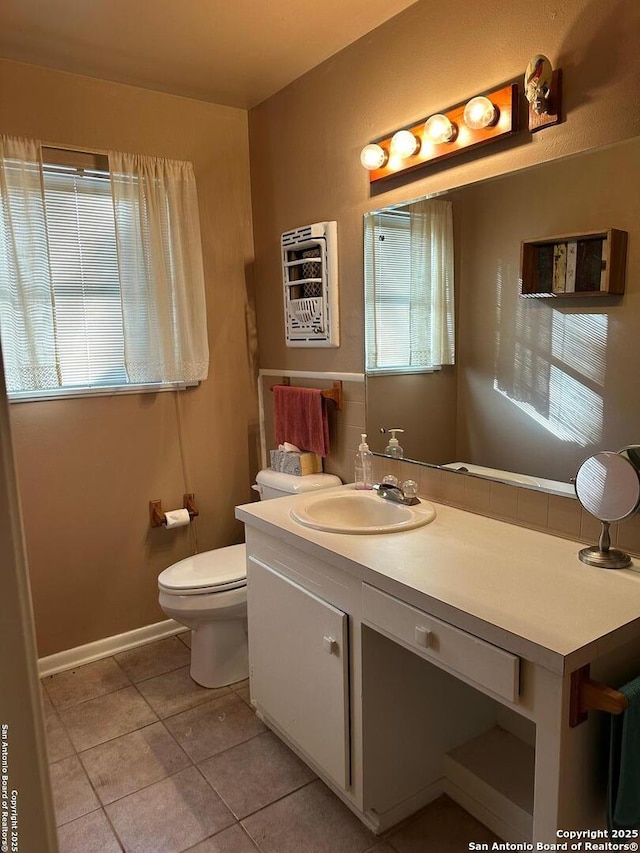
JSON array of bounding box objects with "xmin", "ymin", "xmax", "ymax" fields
[{"xmin": 290, "ymin": 489, "xmax": 436, "ymax": 534}]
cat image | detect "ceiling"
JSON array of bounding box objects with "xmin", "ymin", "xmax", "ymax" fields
[{"xmin": 0, "ymin": 0, "xmax": 419, "ymax": 109}]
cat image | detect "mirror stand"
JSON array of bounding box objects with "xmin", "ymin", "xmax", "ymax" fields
[
  {"xmin": 578, "ymin": 521, "xmax": 631, "ymax": 570},
  {"xmin": 575, "ymin": 450, "xmax": 640, "ymax": 571}
]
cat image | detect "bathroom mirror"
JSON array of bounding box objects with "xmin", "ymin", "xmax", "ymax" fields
[
  {"xmin": 365, "ymin": 136, "xmax": 639, "ymax": 495},
  {"xmin": 574, "ymin": 450, "xmax": 640, "ymax": 568}
]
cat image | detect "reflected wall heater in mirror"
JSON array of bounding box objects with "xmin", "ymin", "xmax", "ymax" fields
[{"xmin": 282, "ymin": 221, "xmax": 339, "ymax": 348}]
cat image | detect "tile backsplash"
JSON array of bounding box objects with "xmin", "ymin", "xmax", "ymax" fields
[{"xmin": 370, "ymin": 455, "xmax": 640, "ymax": 558}]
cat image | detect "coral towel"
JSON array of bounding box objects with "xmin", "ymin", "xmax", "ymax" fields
[{"xmin": 273, "ymin": 385, "xmax": 330, "ymax": 457}]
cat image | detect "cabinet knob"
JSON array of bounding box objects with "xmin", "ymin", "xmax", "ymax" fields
[
  {"xmin": 323, "ymin": 636, "xmax": 337, "ymax": 655},
  {"xmin": 415, "ymin": 626, "xmax": 432, "ymax": 648}
]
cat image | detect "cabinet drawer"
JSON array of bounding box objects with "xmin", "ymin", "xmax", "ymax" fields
[{"xmin": 362, "ymin": 584, "xmax": 519, "ymax": 703}]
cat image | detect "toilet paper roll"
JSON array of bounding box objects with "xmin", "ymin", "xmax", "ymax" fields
[{"xmin": 164, "ymin": 508, "xmax": 191, "ymax": 529}]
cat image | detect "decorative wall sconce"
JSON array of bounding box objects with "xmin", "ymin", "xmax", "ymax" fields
[
  {"xmin": 524, "ymin": 54, "xmax": 561, "ymax": 132},
  {"xmin": 360, "ymin": 83, "xmax": 518, "ymax": 183}
]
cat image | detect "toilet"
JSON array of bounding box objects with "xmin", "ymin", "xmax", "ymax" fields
[{"xmin": 158, "ymin": 469, "xmax": 341, "ymax": 688}]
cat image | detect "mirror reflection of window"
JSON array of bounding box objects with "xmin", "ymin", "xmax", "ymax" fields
[{"xmin": 364, "ymin": 199, "xmax": 455, "ymax": 375}]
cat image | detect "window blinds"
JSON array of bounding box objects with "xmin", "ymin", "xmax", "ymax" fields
[
  {"xmin": 43, "ymin": 164, "xmax": 128, "ymax": 388},
  {"xmin": 365, "ymin": 209, "xmax": 414, "ymax": 371}
]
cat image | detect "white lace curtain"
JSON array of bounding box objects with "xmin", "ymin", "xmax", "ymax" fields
[
  {"xmin": 409, "ymin": 198, "xmax": 455, "ymax": 368},
  {"xmin": 109, "ymin": 152, "xmax": 209, "ymax": 384},
  {"xmin": 0, "ymin": 136, "xmax": 60, "ymax": 391},
  {"xmin": 0, "ymin": 135, "xmax": 209, "ymax": 393}
]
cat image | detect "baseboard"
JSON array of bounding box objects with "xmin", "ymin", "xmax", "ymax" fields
[
  {"xmin": 38, "ymin": 619, "xmax": 188, "ymax": 677},
  {"xmin": 367, "ymin": 778, "xmax": 444, "ymax": 833}
]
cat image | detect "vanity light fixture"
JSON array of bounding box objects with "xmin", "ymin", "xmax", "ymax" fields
[
  {"xmin": 463, "ymin": 96, "xmax": 498, "ymax": 130},
  {"xmin": 360, "ymin": 82, "xmax": 518, "ymax": 183},
  {"xmin": 424, "ymin": 114, "xmax": 457, "ymax": 144}
]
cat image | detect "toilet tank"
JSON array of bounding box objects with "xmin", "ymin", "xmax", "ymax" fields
[{"xmin": 255, "ymin": 468, "xmax": 341, "ymax": 501}]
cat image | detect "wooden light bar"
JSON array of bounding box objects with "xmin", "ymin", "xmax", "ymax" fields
[{"xmin": 367, "ymin": 83, "xmax": 518, "ymax": 183}]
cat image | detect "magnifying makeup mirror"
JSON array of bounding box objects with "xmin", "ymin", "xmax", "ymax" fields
[{"xmin": 575, "ymin": 450, "xmax": 640, "ymax": 569}]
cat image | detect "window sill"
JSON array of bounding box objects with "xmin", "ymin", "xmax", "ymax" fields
[
  {"xmin": 365, "ymin": 367, "xmax": 441, "ymax": 377},
  {"xmin": 8, "ymin": 381, "xmax": 198, "ymax": 404}
]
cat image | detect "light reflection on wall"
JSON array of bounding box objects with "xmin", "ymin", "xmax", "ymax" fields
[{"xmin": 494, "ymin": 266, "xmax": 606, "ymax": 447}]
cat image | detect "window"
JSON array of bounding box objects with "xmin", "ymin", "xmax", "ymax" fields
[
  {"xmin": 0, "ymin": 137, "xmax": 209, "ymax": 401},
  {"xmin": 364, "ymin": 198, "xmax": 455, "ymax": 375}
]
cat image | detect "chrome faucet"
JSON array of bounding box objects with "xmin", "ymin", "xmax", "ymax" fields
[{"xmin": 373, "ymin": 482, "xmax": 420, "ymax": 506}]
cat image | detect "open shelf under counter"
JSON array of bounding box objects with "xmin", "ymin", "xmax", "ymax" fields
[{"xmin": 444, "ymin": 726, "xmax": 534, "ymax": 843}]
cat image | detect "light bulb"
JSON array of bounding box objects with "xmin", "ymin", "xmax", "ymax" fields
[
  {"xmin": 463, "ymin": 96, "xmax": 498, "ymax": 130},
  {"xmin": 360, "ymin": 143, "xmax": 388, "ymax": 170},
  {"xmin": 424, "ymin": 114, "xmax": 457, "ymax": 144},
  {"xmin": 389, "ymin": 130, "xmax": 420, "ymax": 159}
]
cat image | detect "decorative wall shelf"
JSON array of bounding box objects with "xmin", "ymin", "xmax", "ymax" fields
[{"xmin": 520, "ymin": 228, "xmax": 628, "ymax": 298}]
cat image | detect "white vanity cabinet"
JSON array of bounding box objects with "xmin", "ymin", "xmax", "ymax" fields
[
  {"xmin": 237, "ymin": 493, "xmax": 640, "ymax": 844},
  {"xmin": 247, "ymin": 556, "xmax": 350, "ymax": 789}
]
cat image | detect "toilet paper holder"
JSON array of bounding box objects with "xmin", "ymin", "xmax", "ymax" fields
[{"xmin": 149, "ymin": 494, "xmax": 200, "ymax": 528}]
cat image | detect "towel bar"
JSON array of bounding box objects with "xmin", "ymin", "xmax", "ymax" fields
[
  {"xmin": 569, "ymin": 664, "xmax": 629, "ymax": 727},
  {"xmin": 270, "ymin": 378, "xmax": 343, "ymax": 410}
]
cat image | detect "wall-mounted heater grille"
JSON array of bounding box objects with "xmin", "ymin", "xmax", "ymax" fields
[{"xmin": 282, "ymin": 221, "xmax": 339, "ymax": 348}]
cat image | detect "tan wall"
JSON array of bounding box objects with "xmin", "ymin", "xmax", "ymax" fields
[
  {"xmin": 249, "ymin": 0, "xmax": 640, "ymax": 468},
  {"xmin": 0, "ymin": 60, "xmax": 257, "ymax": 656}
]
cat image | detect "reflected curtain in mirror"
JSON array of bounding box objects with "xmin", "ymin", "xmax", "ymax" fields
[{"xmin": 364, "ymin": 199, "xmax": 455, "ymax": 374}]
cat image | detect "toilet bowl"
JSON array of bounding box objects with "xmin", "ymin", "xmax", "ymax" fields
[{"xmin": 158, "ymin": 469, "xmax": 341, "ymax": 688}]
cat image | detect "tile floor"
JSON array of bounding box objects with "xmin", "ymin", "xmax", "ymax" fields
[{"xmin": 42, "ymin": 634, "xmax": 500, "ymax": 853}]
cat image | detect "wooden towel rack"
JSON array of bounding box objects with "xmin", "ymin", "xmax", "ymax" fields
[
  {"xmin": 569, "ymin": 664, "xmax": 629, "ymax": 727},
  {"xmin": 270, "ymin": 378, "xmax": 343, "ymax": 411}
]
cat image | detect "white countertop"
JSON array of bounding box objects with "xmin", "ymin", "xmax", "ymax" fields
[{"xmin": 235, "ymin": 487, "xmax": 640, "ymax": 674}]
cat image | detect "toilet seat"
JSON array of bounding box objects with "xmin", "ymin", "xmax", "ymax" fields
[{"xmin": 158, "ymin": 543, "xmax": 247, "ymax": 596}]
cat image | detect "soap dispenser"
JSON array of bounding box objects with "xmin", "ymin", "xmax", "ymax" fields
[
  {"xmin": 384, "ymin": 429, "xmax": 404, "ymax": 459},
  {"xmin": 355, "ymin": 434, "xmax": 373, "ymax": 490}
]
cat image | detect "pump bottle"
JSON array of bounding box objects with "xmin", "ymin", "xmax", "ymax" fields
[
  {"xmin": 355, "ymin": 434, "xmax": 373, "ymax": 490},
  {"xmin": 384, "ymin": 429, "xmax": 404, "ymax": 459}
]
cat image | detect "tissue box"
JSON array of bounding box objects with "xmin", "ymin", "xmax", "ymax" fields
[{"xmin": 270, "ymin": 449, "xmax": 323, "ymax": 476}]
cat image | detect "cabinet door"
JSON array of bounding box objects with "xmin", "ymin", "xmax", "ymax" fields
[{"xmin": 248, "ymin": 557, "xmax": 350, "ymax": 789}]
